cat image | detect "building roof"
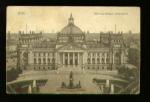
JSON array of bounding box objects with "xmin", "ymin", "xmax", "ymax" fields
[
  {"xmin": 60, "ymin": 14, "xmax": 83, "ymax": 35},
  {"xmin": 60, "ymin": 24, "xmax": 83, "ymax": 34},
  {"xmin": 32, "ymin": 41, "xmax": 56, "ymax": 48}
]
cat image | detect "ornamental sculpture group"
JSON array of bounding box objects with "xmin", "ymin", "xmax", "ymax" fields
[{"xmin": 61, "ymin": 71, "xmax": 81, "ymax": 89}]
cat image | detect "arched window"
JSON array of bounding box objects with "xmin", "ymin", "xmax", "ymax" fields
[
  {"xmin": 48, "ymin": 58, "xmax": 50, "ymax": 64},
  {"xmin": 115, "ymin": 52, "xmax": 120, "ymax": 57},
  {"xmin": 34, "ymin": 53, "xmax": 36, "ymax": 57},
  {"xmin": 87, "ymin": 58, "xmax": 90, "ymax": 64},
  {"xmin": 43, "ymin": 52, "xmax": 45, "ymax": 56},
  {"xmin": 52, "ymin": 58, "xmax": 55, "ymax": 63},
  {"xmin": 101, "ymin": 58, "xmax": 104, "ymax": 64},
  {"xmin": 43, "ymin": 58, "xmax": 46, "ymax": 64},
  {"xmin": 106, "ymin": 58, "xmax": 109, "ymax": 63},
  {"xmin": 102, "ymin": 53, "xmax": 105, "ymax": 57},
  {"xmin": 92, "ymin": 58, "xmax": 95, "ymax": 64},
  {"xmin": 88, "ymin": 53, "xmax": 90, "ymax": 57},
  {"xmin": 93, "ymin": 53, "xmax": 95, "ymax": 57}
]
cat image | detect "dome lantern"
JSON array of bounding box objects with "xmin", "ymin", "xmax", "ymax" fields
[{"xmin": 68, "ymin": 13, "xmax": 74, "ymax": 25}]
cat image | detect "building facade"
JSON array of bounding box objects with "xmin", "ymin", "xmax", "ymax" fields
[{"xmin": 17, "ymin": 14, "xmax": 127, "ymax": 71}]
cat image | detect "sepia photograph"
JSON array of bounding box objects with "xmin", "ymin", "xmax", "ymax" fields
[{"xmin": 6, "ymin": 6, "xmax": 140, "ymax": 94}]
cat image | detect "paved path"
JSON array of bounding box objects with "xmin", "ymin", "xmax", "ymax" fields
[
  {"xmin": 10, "ymin": 68, "xmax": 127, "ymax": 94},
  {"xmin": 40, "ymin": 70, "xmax": 100, "ymax": 94}
]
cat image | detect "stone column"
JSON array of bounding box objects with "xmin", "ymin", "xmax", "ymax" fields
[
  {"xmin": 28, "ymin": 85, "xmax": 32, "ymax": 94},
  {"xmin": 73, "ymin": 52, "xmax": 75, "ymax": 66},
  {"xmin": 95, "ymin": 53, "xmax": 97, "ymax": 64},
  {"xmin": 68, "ymin": 53, "xmax": 70, "ymax": 66},
  {"xmin": 100, "ymin": 85, "xmax": 104, "ymax": 93},
  {"xmin": 110, "ymin": 84, "xmax": 114, "ymax": 94},
  {"xmin": 28, "ymin": 51, "xmax": 32, "ymax": 64},
  {"xmin": 63, "ymin": 52, "xmax": 65, "ymax": 67},
  {"xmin": 109, "ymin": 51, "xmax": 112, "ymax": 64},
  {"xmin": 46, "ymin": 52, "xmax": 48, "ymax": 64},
  {"xmin": 33, "ymin": 80, "xmax": 36, "ymax": 88},
  {"xmin": 57, "ymin": 53, "xmax": 60, "ymax": 65},
  {"xmin": 100, "ymin": 53, "xmax": 102, "ymax": 64},
  {"xmin": 106, "ymin": 79, "xmax": 110, "ymax": 87},
  {"xmin": 41, "ymin": 53, "xmax": 43, "ymax": 64},
  {"xmin": 91, "ymin": 53, "xmax": 92, "ymax": 64},
  {"xmin": 83, "ymin": 52, "xmax": 87, "ymax": 64},
  {"xmin": 121, "ymin": 51, "xmax": 124, "ymax": 64},
  {"xmin": 32, "ymin": 80, "xmax": 37, "ymax": 93},
  {"xmin": 83, "ymin": 52, "xmax": 87, "ymax": 70},
  {"xmin": 55, "ymin": 52, "xmax": 58, "ymax": 64},
  {"xmin": 37, "ymin": 53, "xmax": 38, "ymax": 64},
  {"xmin": 105, "ymin": 53, "xmax": 107, "ymax": 64},
  {"xmin": 113, "ymin": 52, "xmax": 115, "ymax": 64},
  {"xmin": 81, "ymin": 53, "xmax": 83, "ymax": 67},
  {"xmin": 78, "ymin": 52, "xmax": 79, "ymax": 65}
]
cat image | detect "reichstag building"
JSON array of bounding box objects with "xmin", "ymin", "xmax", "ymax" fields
[{"xmin": 17, "ymin": 14, "xmax": 126, "ymax": 72}]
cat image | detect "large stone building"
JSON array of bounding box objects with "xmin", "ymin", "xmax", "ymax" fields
[{"xmin": 17, "ymin": 14, "xmax": 127, "ymax": 71}]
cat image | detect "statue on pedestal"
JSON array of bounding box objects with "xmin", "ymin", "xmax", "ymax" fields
[
  {"xmin": 61, "ymin": 71, "xmax": 82, "ymax": 89},
  {"xmin": 69, "ymin": 71, "xmax": 74, "ymax": 88}
]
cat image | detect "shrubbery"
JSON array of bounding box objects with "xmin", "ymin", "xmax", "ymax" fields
[{"xmin": 6, "ymin": 68, "xmax": 22, "ymax": 82}]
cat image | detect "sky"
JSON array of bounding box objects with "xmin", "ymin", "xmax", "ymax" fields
[{"xmin": 7, "ymin": 6, "xmax": 140, "ymax": 34}]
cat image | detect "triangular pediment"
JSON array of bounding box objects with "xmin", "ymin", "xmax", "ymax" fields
[{"xmin": 56, "ymin": 43, "xmax": 85, "ymax": 50}]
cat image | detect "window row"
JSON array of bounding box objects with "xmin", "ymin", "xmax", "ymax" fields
[
  {"xmin": 88, "ymin": 53, "xmax": 109, "ymax": 57},
  {"xmin": 86, "ymin": 66, "xmax": 112, "ymax": 70},
  {"xmin": 33, "ymin": 66, "xmax": 56, "ymax": 70},
  {"xmin": 63, "ymin": 53, "xmax": 80, "ymax": 57},
  {"xmin": 34, "ymin": 53, "xmax": 54, "ymax": 57},
  {"xmin": 34, "ymin": 58, "xmax": 55, "ymax": 64},
  {"xmin": 112, "ymin": 39, "xmax": 121, "ymax": 43},
  {"xmin": 87, "ymin": 58, "xmax": 109, "ymax": 64}
]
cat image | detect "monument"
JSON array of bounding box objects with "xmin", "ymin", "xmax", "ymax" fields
[{"xmin": 61, "ymin": 71, "xmax": 81, "ymax": 89}]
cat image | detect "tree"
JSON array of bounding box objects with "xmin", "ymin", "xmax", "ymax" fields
[
  {"xmin": 6, "ymin": 68, "xmax": 22, "ymax": 82},
  {"xmin": 128, "ymin": 48, "xmax": 140, "ymax": 68},
  {"xmin": 117, "ymin": 65, "xmax": 138, "ymax": 82}
]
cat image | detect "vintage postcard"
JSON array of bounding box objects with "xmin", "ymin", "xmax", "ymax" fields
[{"xmin": 6, "ymin": 6, "xmax": 140, "ymax": 94}]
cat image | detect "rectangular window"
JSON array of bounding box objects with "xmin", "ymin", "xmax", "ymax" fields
[
  {"xmin": 43, "ymin": 58, "xmax": 46, "ymax": 64},
  {"xmin": 97, "ymin": 53, "xmax": 99, "ymax": 57},
  {"xmin": 88, "ymin": 53, "xmax": 90, "ymax": 57},
  {"xmin": 48, "ymin": 58, "xmax": 50, "ymax": 63},
  {"xmin": 34, "ymin": 53, "xmax": 36, "ymax": 57},
  {"xmin": 38, "ymin": 58, "xmax": 41, "ymax": 64},
  {"xmin": 34, "ymin": 58, "xmax": 36, "ymax": 64}
]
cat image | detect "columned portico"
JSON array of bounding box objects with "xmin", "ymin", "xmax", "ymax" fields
[{"xmin": 60, "ymin": 51, "xmax": 83, "ymax": 68}]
